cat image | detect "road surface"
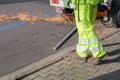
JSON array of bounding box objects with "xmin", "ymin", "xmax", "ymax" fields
[{"xmin": 0, "ymin": 0, "xmax": 77, "ymax": 77}]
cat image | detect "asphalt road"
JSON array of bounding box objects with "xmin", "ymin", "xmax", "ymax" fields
[{"xmin": 0, "ymin": 0, "xmax": 77, "ymax": 77}]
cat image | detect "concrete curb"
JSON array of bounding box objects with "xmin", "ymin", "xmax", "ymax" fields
[{"xmin": 0, "ymin": 45, "xmax": 76, "ymax": 80}]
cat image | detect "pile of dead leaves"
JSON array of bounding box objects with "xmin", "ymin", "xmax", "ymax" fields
[{"xmin": 0, "ymin": 13, "xmax": 74, "ymax": 24}]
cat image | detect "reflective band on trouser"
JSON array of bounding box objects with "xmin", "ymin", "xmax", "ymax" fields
[
  {"xmin": 88, "ymin": 37, "xmax": 99, "ymax": 45},
  {"xmin": 89, "ymin": 41, "xmax": 106, "ymax": 58},
  {"xmin": 77, "ymin": 44, "xmax": 88, "ymax": 57},
  {"xmin": 79, "ymin": 37, "xmax": 98, "ymax": 45},
  {"xmin": 79, "ymin": 37, "xmax": 86, "ymax": 44}
]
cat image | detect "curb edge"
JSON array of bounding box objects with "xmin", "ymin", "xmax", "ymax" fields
[{"xmin": 0, "ymin": 45, "xmax": 76, "ymax": 80}]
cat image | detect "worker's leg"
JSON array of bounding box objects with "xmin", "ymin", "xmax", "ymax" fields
[
  {"xmin": 74, "ymin": 4, "xmax": 90, "ymax": 58},
  {"xmin": 74, "ymin": 4, "xmax": 106, "ymax": 58},
  {"xmin": 88, "ymin": 5, "xmax": 106, "ymax": 58}
]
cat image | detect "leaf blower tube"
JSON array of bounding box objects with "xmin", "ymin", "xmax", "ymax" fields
[{"xmin": 53, "ymin": 27, "xmax": 77, "ymax": 50}]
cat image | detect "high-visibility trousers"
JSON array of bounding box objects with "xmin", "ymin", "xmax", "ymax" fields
[
  {"xmin": 71, "ymin": 0, "xmax": 102, "ymax": 5},
  {"xmin": 74, "ymin": 4, "xmax": 106, "ymax": 58}
]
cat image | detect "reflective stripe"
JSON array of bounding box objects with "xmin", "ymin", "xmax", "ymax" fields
[
  {"xmin": 88, "ymin": 37, "xmax": 99, "ymax": 45},
  {"xmin": 78, "ymin": 37, "xmax": 86, "ymax": 44},
  {"xmin": 77, "ymin": 44, "xmax": 88, "ymax": 52},
  {"xmin": 90, "ymin": 44, "xmax": 103, "ymax": 54},
  {"xmin": 78, "ymin": 37, "xmax": 102, "ymax": 53},
  {"xmin": 79, "ymin": 37, "xmax": 99, "ymax": 45}
]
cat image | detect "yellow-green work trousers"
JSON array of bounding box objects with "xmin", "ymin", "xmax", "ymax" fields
[{"xmin": 74, "ymin": 4, "xmax": 106, "ymax": 58}]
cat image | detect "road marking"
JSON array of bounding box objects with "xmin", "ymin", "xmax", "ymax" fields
[
  {"xmin": 0, "ymin": 11, "xmax": 57, "ymax": 31},
  {"xmin": 0, "ymin": 21, "xmax": 26, "ymax": 31}
]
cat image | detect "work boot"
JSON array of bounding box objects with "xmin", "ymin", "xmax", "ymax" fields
[
  {"xmin": 76, "ymin": 56, "xmax": 87, "ymax": 63},
  {"xmin": 88, "ymin": 53, "xmax": 108, "ymax": 65},
  {"xmin": 88, "ymin": 57, "xmax": 102, "ymax": 65},
  {"xmin": 68, "ymin": 51, "xmax": 87, "ymax": 63}
]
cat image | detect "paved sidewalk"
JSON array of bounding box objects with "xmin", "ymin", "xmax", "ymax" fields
[{"xmin": 16, "ymin": 30, "xmax": 120, "ymax": 80}]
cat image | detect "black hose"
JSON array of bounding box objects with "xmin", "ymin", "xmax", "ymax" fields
[
  {"xmin": 78, "ymin": 0, "xmax": 80, "ymax": 21},
  {"xmin": 53, "ymin": 27, "xmax": 77, "ymax": 50}
]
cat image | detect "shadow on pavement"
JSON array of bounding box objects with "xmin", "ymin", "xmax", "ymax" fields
[
  {"xmin": 0, "ymin": 0, "xmax": 49, "ymax": 5},
  {"xmin": 103, "ymin": 42, "xmax": 120, "ymax": 48},
  {"xmin": 89, "ymin": 70, "xmax": 120, "ymax": 80},
  {"xmin": 100, "ymin": 49, "xmax": 120, "ymax": 65}
]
